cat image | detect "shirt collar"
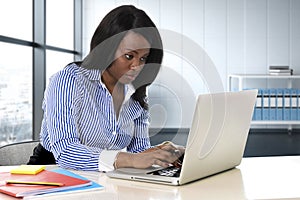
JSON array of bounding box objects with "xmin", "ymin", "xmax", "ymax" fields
[
  {"xmin": 89, "ymin": 69, "xmax": 102, "ymax": 81},
  {"xmin": 124, "ymin": 84, "xmax": 135, "ymax": 102},
  {"xmin": 80, "ymin": 66, "xmax": 136, "ymax": 100},
  {"xmin": 78, "ymin": 65, "xmax": 101, "ymax": 81},
  {"xmin": 97, "ymin": 71, "xmax": 136, "ymax": 101}
]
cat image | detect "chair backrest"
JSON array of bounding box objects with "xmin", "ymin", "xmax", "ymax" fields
[{"xmin": 0, "ymin": 140, "xmax": 39, "ymax": 166}]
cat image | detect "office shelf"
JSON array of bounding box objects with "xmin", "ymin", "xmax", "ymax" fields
[
  {"xmin": 251, "ymin": 120, "xmax": 300, "ymax": 125},
  {"xmin": 228, "ymin": 74, "xmax": 300, "ymax": 91},
  {"xmin": 228, "ymin": 74, "xmax": 300, "ymax": 130}
]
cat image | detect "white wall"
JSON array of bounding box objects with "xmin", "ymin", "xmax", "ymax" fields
[{"xmin": 83, "ymin": 0, "xmax": 300, "ymax": 128}]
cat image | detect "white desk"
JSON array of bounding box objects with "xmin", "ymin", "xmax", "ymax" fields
[{"xmin": 1, "ymin": 156, "xmax": 300, "ymax": 200}]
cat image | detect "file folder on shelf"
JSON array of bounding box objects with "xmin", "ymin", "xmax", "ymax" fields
[
  {"xmin": 269, "ymin": 88, "xmax": 277, "ymax": 120},
  {"xmin": 246, "ymin": 88, "xmax": 299, "ymax": 121},
  {"xmin": 262, "ymin": 89, "xmax": 270, "ymax": 120},
  {"xmin": 291, "ymin": 89, "xmax": 298, "ymax": 120},
  {"xmin": 253, "ymin": 89, "xmax": 262, "ymax": 120},
  {"xmin": 276, "ymin": 88, "xmax": 284, "ymax": 120},
  {"xmin": 298, "ymin": 89, "xmax": 300, "ymax": 120},
  {"xmin": 283, "ymin": 89, "xmax": 291, "ymax": 120}
]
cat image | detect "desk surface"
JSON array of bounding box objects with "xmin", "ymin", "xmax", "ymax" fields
[{"xmin": 1, "ymin": 156, "xmax": 300, "ymax": 200}]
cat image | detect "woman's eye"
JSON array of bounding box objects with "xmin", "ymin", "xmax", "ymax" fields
[
  {"xmin": 125, "ymin": 54, "xmax": 133, "ymax": 60},
  {"xmin": 140, "ymin": 57, "xmax": 147, "ymax": 62}
]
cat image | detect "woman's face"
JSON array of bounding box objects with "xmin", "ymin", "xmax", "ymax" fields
[{"xmin": 106, "ymin": 31, "xmax": 151, "ymax": 84}]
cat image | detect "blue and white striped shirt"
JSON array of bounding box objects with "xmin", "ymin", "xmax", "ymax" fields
[{"xmin": 40, "ymin": 63, "xmax": 151, "ymax": 171}]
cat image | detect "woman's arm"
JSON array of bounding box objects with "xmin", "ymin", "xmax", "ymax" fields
[
  {"xmin": 43, "ymin": 70, "xmax": 111, "ymax": 171},
  {"xmin": 116, "ymin": 107, "xmax": 184, "ymax": 169},
  {"xmin": 114, "ymin": 142, "xmax": 184, "ymax": 169}
]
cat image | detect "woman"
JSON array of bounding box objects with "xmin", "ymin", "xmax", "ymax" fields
[{"xmin": 29, "ymin": 5, "xmax": 184, "ymax": 171}]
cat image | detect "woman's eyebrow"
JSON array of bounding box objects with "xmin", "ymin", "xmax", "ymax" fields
[
  {"xmin": 125, "ymin": 48, "xmax": 150, "ymax": 56},
  {"xmin": 125, "ymin": 48, "xmax": 138, "ymax": 54}
]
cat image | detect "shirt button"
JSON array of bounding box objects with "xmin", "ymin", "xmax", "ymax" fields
[{"xmin": 112, "ymin": 131, "xmax": 116, "ymax": 135}]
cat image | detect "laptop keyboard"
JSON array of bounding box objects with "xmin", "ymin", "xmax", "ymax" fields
[{"xmin": 149, "ymin": 166, "xmax": 181, "ymax": 177}]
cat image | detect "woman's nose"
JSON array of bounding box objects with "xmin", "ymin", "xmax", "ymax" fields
[{"xmin": 130, "ymin": 59, "xmax": 142, "ymax": 70}]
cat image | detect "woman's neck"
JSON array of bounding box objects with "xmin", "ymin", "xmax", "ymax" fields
[
  {"xmin": 101, "ymin": 70, "xmax": 122, "ymax": 95},
  {"xmin": 101, "ymin": 70, "xmax": 124, "ymax": 119}
]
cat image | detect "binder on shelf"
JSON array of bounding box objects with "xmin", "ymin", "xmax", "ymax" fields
[
  {"xmin": 229, "ymin": 74, "xmax": 300, "ymax": 122},
  {"xmin": 254, "ymin": 89, "xmax": 262, "ymax": 120},
  {"xmin": 298, "ymin": 89, "xmax": 300, "ymax": 120},
  {"xmin": 262, "ymin": 89, "xmax": 270, "ymax": 120},
  {"xmin": 283, "ymin": 89, "xmax": 291, "ymax": 120},
  {"xmin": 291, "ymin": 88, "xmax": 298, "ymax": 120},
  {"xmin": 276, "ymin": 88, "xmax": 284, "ymax": 120},
  {"xmin": 269, "ymin": 88, "xmax": 277, "ymax": 120}
]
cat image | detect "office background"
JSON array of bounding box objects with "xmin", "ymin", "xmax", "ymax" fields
[{"xmin": 0, "ymin": 0, "xmax": 299, "ymax": 156}]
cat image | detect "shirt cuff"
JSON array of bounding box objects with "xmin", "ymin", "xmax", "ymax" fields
[{"xmin": 98, "ymin": 150, "xmax": 120, "ymax": 172}]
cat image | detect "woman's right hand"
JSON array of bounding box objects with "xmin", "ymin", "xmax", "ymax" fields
[{"xmin": 114, "ymin": 142, "xmax": 185, "ymax": 169}]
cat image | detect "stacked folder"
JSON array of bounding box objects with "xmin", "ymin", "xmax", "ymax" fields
[
  {"xmin": 0, "ymin": 166, "xmax": 103, "ymax": 198},
  {"xmin": 251, "ymin": 88, "xmax": 300, "ymax": 121}
]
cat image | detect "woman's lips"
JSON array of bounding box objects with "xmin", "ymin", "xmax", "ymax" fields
[{"xmin": 125, "ymin": 73, "xmax": 137, "ymax": 80}]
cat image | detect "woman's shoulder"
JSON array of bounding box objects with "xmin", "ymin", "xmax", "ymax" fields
[
  {"xmin": 52, "ymin": 62, "xmax": 80, "ymax": 79},
  {"xmin": 47, "ymin": 63, "xmax": 81, "ymax": 87},
  {"xmin": 62, "ymin": 62, "xmax": 81, "ymax": 75}
]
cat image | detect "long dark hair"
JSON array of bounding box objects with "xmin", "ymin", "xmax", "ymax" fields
[{"xmin": 81, "ymin": 5, "xmax": 163, "ymax": 110}]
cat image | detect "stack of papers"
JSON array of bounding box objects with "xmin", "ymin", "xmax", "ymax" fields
[
  {"xmin": 269, "ymin": 66, "xmax": 293, "ymax": 75},
  {"xmin": 0, "ymin": 166, "xmax": 103, "ymax": 198}
]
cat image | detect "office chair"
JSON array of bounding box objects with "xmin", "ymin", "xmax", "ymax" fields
[{"xmin": 0, "ymin": 140, "xmax": 39, "ymax": 166}]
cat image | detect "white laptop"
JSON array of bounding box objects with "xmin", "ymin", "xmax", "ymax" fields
[{"xmin": 106, "ymin": 90, "xmax": 258, "ymax": 186}]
